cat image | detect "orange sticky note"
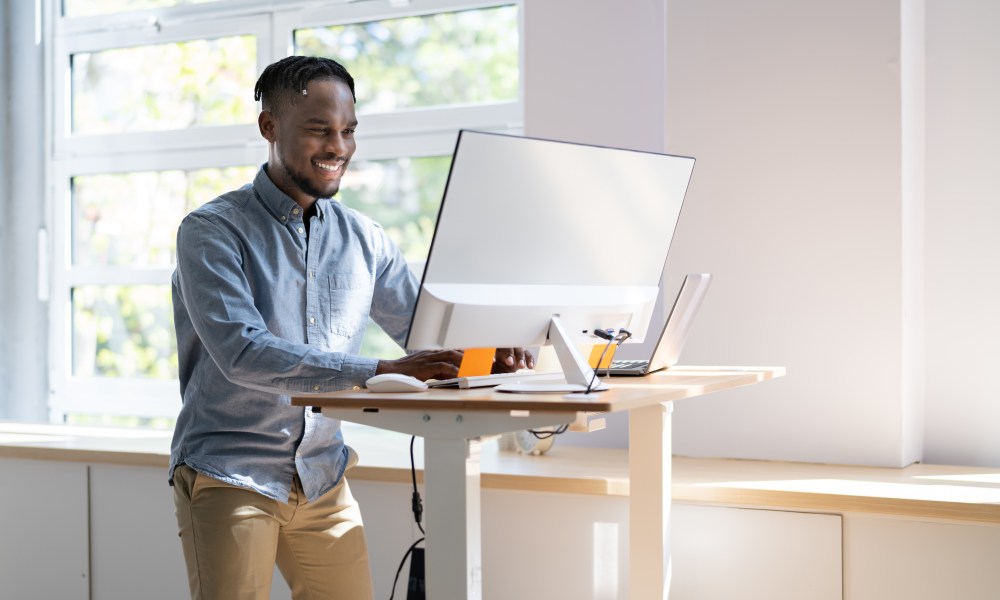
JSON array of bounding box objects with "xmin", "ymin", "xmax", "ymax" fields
[
  {"xmin": 588, "ymin": 343, "xmax": 617, "ymax": 369},
  {"xmin": 458, "ymin": 347, "xmax": 496, "ymax": 377}
]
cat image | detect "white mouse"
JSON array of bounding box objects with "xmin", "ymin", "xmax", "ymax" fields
[{"xmin": 365, "ymin": 373, "xmax": 429, "ymax": 393}]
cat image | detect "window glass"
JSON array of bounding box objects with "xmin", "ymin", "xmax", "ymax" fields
[
  {"xmin": 72, "ymin": 285, "xmax": 177, "ymax": 379},
  {"xmin": 360, "ymin": 322, "xmax": 406, "ymax": 361},
  {"xmin": 295, "ymin": 5, "xmax": 519, "ymax": 113},
  {"xmin": 338, "ymin": 155, "xmax": 450, "ymax": 359},
  {"xmin": 71, "ymin": 35, "xmax": 257, "ymax": 135},
  {"xmin": 52, "ymin": 1, "xmax": 523, "ymax": 421},
  {"xmin": 64, "ymin": 0, "xmax": 220, "ymax": 18},
  {"xmin": 72, "ymin": 166, "xmax": 256, "ymax": 267},
  {"xmin": 338, "ymin": 155, "xmax": 449, "ymax": 260}
]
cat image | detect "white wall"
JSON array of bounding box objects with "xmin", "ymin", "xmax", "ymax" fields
[
  {"xmin": 532, "ymin": 0, "xmax": 1000, "ymax": 469},
  {"xmin": 662, "ymin": 0, "xmax": 1000, "ymax": 468},
  {"xmin": 922, "ymin": 0, "xmax": 1000, "ymax": 466},
  {"xmin": 523, "ymin": 0, "xmax": 666, "ymax": 153},
  {"xmin": 663, "ymin": 0, "xmax": 916, "ymax": 467}
]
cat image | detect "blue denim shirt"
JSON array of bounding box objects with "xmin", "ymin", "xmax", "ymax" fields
[{"xmin": 169, "ymin": 165, "xmax": 418, "ymax": 502}]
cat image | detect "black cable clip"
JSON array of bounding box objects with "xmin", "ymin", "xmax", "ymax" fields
[
  {"xmin": 593, "ymin": 328, "xmax": 615, "ymax": 341},
  {"xmin": 411, "ymin": 491, "xmax": 423, "ymax": 526}
]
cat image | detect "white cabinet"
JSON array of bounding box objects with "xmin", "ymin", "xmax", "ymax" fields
[
  {"xmin": 4, "ymin": 448, "xmax": 998, "ymax": 600},
  {"xmin": 0, "ymin": 459, "xmax": 90, "ymax": 600},
  {"xmin": 671, "ymin": 504, "xmax": 843, "ymax": 600},
  {"xmin": 844, "ymin": 514, "xmax": 1000, "ymax": 600},
  {"xmin": 88, "ymin": 464, "xmax": 188, "ymax": 600},
  {"xmin": 480, "ymin": 488, "xmax": 631, "ymax": 600}
]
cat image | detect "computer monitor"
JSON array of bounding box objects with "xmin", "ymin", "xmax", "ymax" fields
[{"xmin": 405, "ymin": 130, "xmax": 695, "ymax": 391}]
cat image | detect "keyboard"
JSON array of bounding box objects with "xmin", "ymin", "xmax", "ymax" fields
[
  {"xmin": 610, "ymin": 359, "xmax": 649, "ymax": 370},
  {"xmin": 427, "ymin": 371, "xmax": 563, "ymax": 389},
  {"xmin": 607, "ymin": 359, "xmax": 651, "ymax": 375}
]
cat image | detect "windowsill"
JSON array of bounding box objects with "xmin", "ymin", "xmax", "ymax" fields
[
  {"xmin": 0, "ymin": 421, "xmax": 172, "ymax": 467},
  {"xmin": 2, "ymin": 421, "xmax": 998, "ymax": 524}
]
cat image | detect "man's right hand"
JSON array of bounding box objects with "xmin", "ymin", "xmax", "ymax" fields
[{"xmin": 375, "ymin": 350, "xmax": 464, "ymax": 381}]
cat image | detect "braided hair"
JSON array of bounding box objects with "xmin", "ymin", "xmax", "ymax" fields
[{"xmin": 253, "ymin": 56, "xmax": 356, "ymax": 117}]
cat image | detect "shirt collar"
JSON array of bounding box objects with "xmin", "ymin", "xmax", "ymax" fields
[{"xmin": 254, "ymin": 164, "xmax": 330, "ymax": 223}]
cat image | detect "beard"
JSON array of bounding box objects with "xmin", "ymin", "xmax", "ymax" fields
[
  {"xmin": 276, "ymin": 147, "xmax": 342, "ymax": 200},
  {"xmin": 286, "ymin": 163, "xmax": 340, "ymax": 200}
]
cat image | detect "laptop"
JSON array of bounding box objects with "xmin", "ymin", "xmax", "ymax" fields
[{"xmin": 607, "ymin": 273, "xmax": 713, "ymax": 376}]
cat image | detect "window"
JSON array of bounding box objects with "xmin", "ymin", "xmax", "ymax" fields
[
  {"xmin": 48, "ymin": 0, "xmax": 522, "ymax": 425},
  {"xmin": 69, "ymin": 166, "xmax": 256, "ymax": 384},
  {"xmin": 294, "ymin": 6, "xmax": 520, "ymax": 113},
  {"xmin": 71, "ymin": 35, "xmax": 258, "ymax": 135}
]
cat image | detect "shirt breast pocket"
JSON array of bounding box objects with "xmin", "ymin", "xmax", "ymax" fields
[{"xmin": 328, "ymin": 273, "xmax": 373, "ymax": 339}]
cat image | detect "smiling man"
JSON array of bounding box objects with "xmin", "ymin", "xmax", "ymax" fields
[
  {"xmin": 261, "ymin": 74, "xmax": 355, "ymax": 213},
  {"xmin": 168, "ymin": 56, "xmax": 531, "ymax": 600}
]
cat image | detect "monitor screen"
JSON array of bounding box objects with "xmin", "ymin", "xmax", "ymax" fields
[{"xmin": 405, "ymin": 130, "xmax": 695, "ymax": 360}]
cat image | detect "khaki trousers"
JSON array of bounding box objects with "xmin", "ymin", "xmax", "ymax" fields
[{"xmin": 173, "ymin": 462, "xmax": 374, "ymax": 600}]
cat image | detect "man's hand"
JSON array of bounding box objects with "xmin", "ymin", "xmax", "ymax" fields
[
  {"xmin": 491, "ymin": 348, "xmax": 535, "ymax": 374},
  {"xmin": 375, "ymin": 348, "xmax": 535, "ymax": 380},
  {"xmin": 375, "ymin": 350, "xmax": 463, "ymax": 381}
]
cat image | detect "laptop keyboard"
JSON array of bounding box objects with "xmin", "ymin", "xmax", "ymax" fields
[{"xmin": 610, "ymin": 360, "xmax": 649, "ymax": 369}]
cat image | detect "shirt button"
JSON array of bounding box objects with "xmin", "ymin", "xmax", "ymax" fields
[
  {"xmin": 280, "ymin": 215, "xmax": 287, "ymax": 222},
  {"xmin": 309, "ymin": 317, "xmax": 316, "ymax": 324},
  {"xmin": 292, "ymin": 208, "xmax": 300, "ymax": 215},
  {"xmin": 297, "ymin": 226, "xmax": 304, "ymax": 234},
  {"xmin": 295, "ymin": 451, "xmax": 302, "ymax": 458}
]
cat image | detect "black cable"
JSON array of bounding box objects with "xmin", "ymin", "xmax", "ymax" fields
[
  {"xmin": 585, "ymin": 337, "xmax": 615, "ymax": 394},
  {"xmin": 605, "ymin": 328, "xmax": 633, "ymax": 378},
  {"xmin": 410, "ymin": 435, "xmax": 424, "ymax": 535},
  {"xmin": 530, "ymin": 424, "xmax": 569, "ymax": 439},
  {"xmin": 388, "ymin": 436, "xmax": 426, "ymax": 599},
  {"xmin": 388, "ymin": 537, "xmax": 425, "ymax": 600}
]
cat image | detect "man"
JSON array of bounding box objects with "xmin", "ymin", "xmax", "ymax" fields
[{"xmin": 170, "ymin": 55, "xmax": 532, "ymax": 600}]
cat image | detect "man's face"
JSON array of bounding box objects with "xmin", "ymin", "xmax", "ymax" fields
[{"xmin": 259, "ymin": 78, "xmax": 358, "ymax": 206}]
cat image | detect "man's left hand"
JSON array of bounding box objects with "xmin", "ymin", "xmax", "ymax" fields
[{"xmin": 492, "ymin": 348, "xmax": 535, "ymax": 373}]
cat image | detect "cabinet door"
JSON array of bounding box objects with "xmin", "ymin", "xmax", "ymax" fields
[
  {"xmin": 0, "ymin": 458, "xmax": 90, "ymax": 599},
  {"xmin": 671, "ymin": 504, "xmax": 842, "ymax": 600},
  {"xmin": 89, "ymin": 464, "xmax": 189, "ymax": 600},
  {"xmin": 845, "ymin": 514, "xmax": 1000, "ymax": 600}
]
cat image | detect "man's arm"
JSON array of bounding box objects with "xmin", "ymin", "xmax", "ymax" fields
[{"xmin": 175, "ymin": 213, "xmax": 377, "ymax": 393}]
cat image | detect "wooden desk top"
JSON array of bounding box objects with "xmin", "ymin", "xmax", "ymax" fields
[{"xmin": 291, "ymin": 366, "xmax": 785, "ymax": 413}]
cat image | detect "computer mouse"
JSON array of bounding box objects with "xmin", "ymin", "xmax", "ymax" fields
[{"xmin": 365, "ymin": 373, "xmax": 429, "ymax": 393}]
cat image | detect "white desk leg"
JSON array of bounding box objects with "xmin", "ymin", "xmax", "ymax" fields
[
  {"xmin": 629, "ymin": 401, "xmax": 673, "ymax": 600},
  {"xmin": 423, "ymin": 437, "xmax": 483, "ymax": 600}
]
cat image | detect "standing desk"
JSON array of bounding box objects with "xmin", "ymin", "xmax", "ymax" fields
[{"xmin": 292, "ymin": 366, "xmax": 783, "ymax": 599}]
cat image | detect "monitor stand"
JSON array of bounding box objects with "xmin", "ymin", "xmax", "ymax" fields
[{"xmin": 495, "ymin": 315, "xmax": 609, "ymax": 394}]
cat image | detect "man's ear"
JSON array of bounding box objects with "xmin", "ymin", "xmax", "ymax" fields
[{"xmin": 258, "ymin": 110, "xmax": 277, "ymax": 142}]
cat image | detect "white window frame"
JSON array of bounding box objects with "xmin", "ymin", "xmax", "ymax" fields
[{"xmin": 47, "ymin": 0, "xmax": 524, "ymax": 422}]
